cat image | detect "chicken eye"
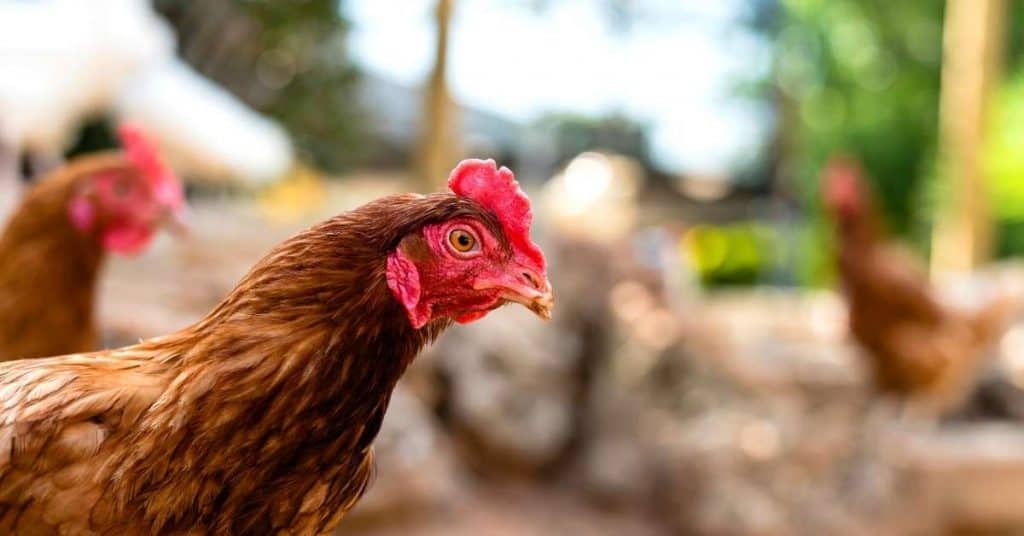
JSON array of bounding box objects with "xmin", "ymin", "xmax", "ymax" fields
[{"xmin": 448, "ymin": 229, "xmax": 477, "ymax": 253}]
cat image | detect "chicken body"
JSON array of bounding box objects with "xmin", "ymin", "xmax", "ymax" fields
[
  {"xmin": 825, "ymin": 159, "xmax": 1014, "ymax": 415},
  {"xmin": 0, "ymin": 126, "xmax": 183, "ymax": 362},
  {"xmin": 0, "ymin": 161, "xmax": 552, "ymax": 534},
  {"xmin": 0, "ymin": 155, "xmax": 121, "ymax": 360},
  {"xmin": 838, "ymin": 236, "xmax": 1012, "ymax": 413}
]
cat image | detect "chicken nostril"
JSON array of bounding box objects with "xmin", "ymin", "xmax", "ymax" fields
[{"xmin": 521, "ymin": 271, "xmax": 541, "ymax": 290}]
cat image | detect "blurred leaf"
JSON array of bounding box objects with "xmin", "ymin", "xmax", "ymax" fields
[
  {"xmin": 156, "ymin": 0, "xmax": 365, "ymax": 173},
  {"xmin": 986, "ymin": 72, "xmax": 1024, "ymax": 221},
  {"xmin": 685, "ymin": 223, "xmax": 779, "ymax": 287}
]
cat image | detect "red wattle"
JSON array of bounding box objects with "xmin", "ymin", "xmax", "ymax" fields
[
  {"xmin": 102, "ymin": 225, "xmax": 154, "ymax": 255},
  {"xmin": 454, "ymin": 311, "xmax": 488, "ymax": 324}
]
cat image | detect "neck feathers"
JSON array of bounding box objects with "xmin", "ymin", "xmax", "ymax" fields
[
  {"xmin": 139, "ymin": 210, "xmax": 445, "ymax": 437},
  {"xmin": 114, "ymin": 208, "xmax": 451, "ymax": 532},
  {"xmin": 0, "ymin": 155, "xmax": 126, "ymax": 360}
]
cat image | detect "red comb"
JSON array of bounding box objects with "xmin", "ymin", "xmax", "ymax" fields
[
  {"xmin": 822, "ymin": 155, "xmax": 867, "ymax": 214},
  {"xmin": 824, "ymin": 157, "xmax": 859, "ymax": 194},
  {"xmin": 448, "ymin": 159, "xmax": 546, "ymax": 271},
  {"xmin": 117, "ymin": 123, "xmax": 184, "ymax": 210}
]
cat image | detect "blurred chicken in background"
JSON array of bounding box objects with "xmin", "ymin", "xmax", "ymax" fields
[
  {"xmin": 823, "ymin": 157, "xmax": 1019, "ymax": 417},
  {"xmin": 0, "ymin": 125, "xmax": 185, "ymax": 361},
  {"xmin": 0, "ymin": 0, "xmax": 292, "ymax": 221}
]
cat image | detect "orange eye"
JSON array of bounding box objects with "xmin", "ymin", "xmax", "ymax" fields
[{"xmin": 448, "ymin": 229, "xmax": 476, "ymax": 253}]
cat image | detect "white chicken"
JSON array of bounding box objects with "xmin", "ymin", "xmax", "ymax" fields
[{"xmin": 0, "ymin": 0, "xmax": 291, "ymax": 217}]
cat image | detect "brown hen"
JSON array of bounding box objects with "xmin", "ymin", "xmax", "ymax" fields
[
  {"xmin": 823, "ymin": 157, "xmax": 1016, "ymax": 416},
  {"xmin": 0, "ymin": 159, "xmax": 553, "ymax": 534},
  {"xmin": 0, "ymin": 125, "xmax": 184, "ymax": 361}
]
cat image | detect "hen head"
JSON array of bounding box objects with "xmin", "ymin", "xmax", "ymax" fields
[
  {"xmin": 822, "ymin": 155, "xmax": 869, "ymax": 221},
  {"xmin": 387, "ymin": 159, "xmax": 553, "ymax": 328},
  {"xmin": 67, "ymin": 123, "xmax": 185, "ymax": 255}
]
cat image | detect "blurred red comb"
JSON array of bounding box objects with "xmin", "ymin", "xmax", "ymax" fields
[
  {"xmin": 448, "ymin": 159, "xmax": 546, "ymax": 271},
  {"xmin": 117, "ymin": 122, "xmax": 184, "ymax": 210},
  {"xmin": 823, "ymin": 155, "xmax": 866, "ymax": 212}
]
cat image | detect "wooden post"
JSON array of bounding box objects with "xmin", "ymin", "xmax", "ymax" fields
[
  {"xmin": 931, "ymin": 0, "xmax": 1005, "ymax": 278},
  {"xmin": 416, "ymin": 0, "xmax": 460, "ymax": 189}
]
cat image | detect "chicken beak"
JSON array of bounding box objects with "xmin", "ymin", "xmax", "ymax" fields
[
  {"xmin": 523, "ymin": 287, "xmax": 554, "ymax": 320},
  {"xmin": 475, "ymin": 269, "xmax": 554, "ymax": 320}
]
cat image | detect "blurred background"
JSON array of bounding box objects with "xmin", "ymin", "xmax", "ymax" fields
[{"xmin": 8, "ymin": 0, "xmax": 1024, "ymax": 534}]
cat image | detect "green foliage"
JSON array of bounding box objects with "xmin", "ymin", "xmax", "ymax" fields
[
  {"xmin": 686, "ymin": 223, "xmax": 779, "ymax": 287},
  {"xmin": 985, "ymin": 52, "xmax": 1024, "ymax": 258},
  {"xmin": 774, "ymin": 0, "xmax": 945, "ymax": 236},
  {"xmin": 156, "ymin": 0, "xmax": 364, "ymax": 173},
  {"xmin": 243, "ymin": 0, "xmax": 364, "ymax": 172},
  {"xmin": 756, "ymin": 0, "xmax": 1024, "ymax": 274},
  {"xmin": 740, "ymin": 0, "xmax": 947, "ymax": 285},
  {"xmin": 986, "ymin": 71, "xmax": 1024, "ymax": 221}
]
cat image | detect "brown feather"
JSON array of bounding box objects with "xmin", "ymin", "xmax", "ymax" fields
[
  {"xmin": 0, "ymin": 192, "xmax": 507, "ymax": 534},
  {"xmin": 827, "ymin": 162, "xmax": 1017, "ymax": 415},
  {"xmin": 0, "ymin": 153, "xmax": 134, "ymax": 361}
]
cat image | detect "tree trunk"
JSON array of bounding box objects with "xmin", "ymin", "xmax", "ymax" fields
[
  {"xmin": 931, "ymin": 0, "xmax": 1005, "ymax": 278},
  {"xmin": 416, "ymin": 0, "xmax": 460, "ymax": 189}
]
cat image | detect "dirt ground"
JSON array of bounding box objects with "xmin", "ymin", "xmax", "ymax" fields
[
  {"xmin": 96, "ymin": 195, "xmax": 1024, "ymax": 535},
  {"xmin": 336, "ymin": 482, "xmax": 667, "ymax": 536}
]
